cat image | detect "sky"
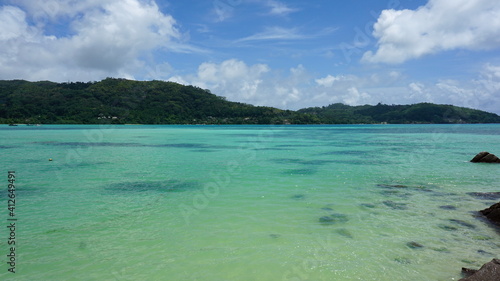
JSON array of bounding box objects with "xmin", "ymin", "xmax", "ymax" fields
[{"xmin": 1, "ymin": 0, "xmax": 500, "ymax": 113}]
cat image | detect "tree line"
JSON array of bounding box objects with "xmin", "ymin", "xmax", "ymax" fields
[{"xmin": 1, "ymin": 78, "xmax": 499, "ymax": 124}]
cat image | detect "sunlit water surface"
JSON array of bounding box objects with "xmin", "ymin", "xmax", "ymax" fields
[{"xmin": 0, "ymin": 124, "xmax": 499, "ymax": 280}]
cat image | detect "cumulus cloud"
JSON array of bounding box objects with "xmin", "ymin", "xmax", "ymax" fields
[
  {"xmin": 314, "ymin": 74, "xmax": 376, "ymax": 105},
  {"xmin": 0, "ymin": 0, "xmax": 188, "ymax": 82},
  {"xmin": 169, "ymin": 59, "xmax": 313, "ymax": 108},
  {"xmin": 344, "ymin": 87, "xmax": 370, "ymax": 106},
  {"xmin": 403, "ymin": 64, "xmax": 500, "ymax": 114},
  {"xmin": 171, "ymin": 60, "xmax": 394, "ymax": 109},
  {"xmin": 363, "ymin": 0, "xmax": 500, "ymax": 64},
  {"xmin": 315, "ymin": 75, "xmax": 346, "ymax": 87},
  {"xmin": 168, "ymin": 58, "xmax": 500, "ymax": 113},
  {"xmin": 169, "ymin": 59, "xmax": 270, "ymax": 101}
]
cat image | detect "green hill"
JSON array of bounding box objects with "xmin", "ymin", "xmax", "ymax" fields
[
  {"xmin": 298, "ymin": 102, "xmax": 500, "ymax": 124},
  {"xmin": 0, "ymin": 78, "xmax": 317, "ymax": 124},
  {"xmin": 1, "ymin": 78, "xmax": 499, "ymax": 124}
]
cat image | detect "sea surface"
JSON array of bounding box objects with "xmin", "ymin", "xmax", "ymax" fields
[{"xmin": 0, "ymin": 124, "xmax": 499, "ymax": 281}]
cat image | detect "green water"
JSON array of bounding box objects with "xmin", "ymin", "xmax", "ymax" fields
[{"xmin": 0, "ymin": 124, "xmax": 499, "ymax": 280}]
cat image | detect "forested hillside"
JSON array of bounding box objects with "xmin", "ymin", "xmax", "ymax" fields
[
  {"xmin": 298, "ymin": 103, "xmax": 500, "ymax": 124},
  {"xmin": 0, "ymin": 78, "xmax": 317, "ymax": 124},
  {"xmin": 1, "ymin": 78, "xmax": 499, "ymax": 124}
]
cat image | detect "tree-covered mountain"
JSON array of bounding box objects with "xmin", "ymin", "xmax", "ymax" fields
[
  {"xmin": 1, "ymin": 78, "xmax": 499, "ymax": 124},
  {"xmin": 298, "ymin": 102, "xmax": 500, "ymax": 124},
  {"xmin": 0, "ymin": 78, "xmax": 318, "ymax": 124}
]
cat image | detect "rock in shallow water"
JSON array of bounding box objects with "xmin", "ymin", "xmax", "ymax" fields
[
  {"xmin": 467, "ymin": 192, "xmax": 500, "ymax": 200},
  {"xmin": 383, "ymin": 200, "xmax": 408, "ymax": 210},
  {"xmin": 406, "ymin": 241, "xmax": 424, "ymax": 249},
  {"xmin": 359, "ymin": 203, "xmax": 376, "ymax": 209},
  {"xmin": 480, "ymin": 202, "xmax": 500, "ymax": 225},
  {"xmin": 394, "ymin": 257, "xmax": 411, "ymax": 264},
  {"xmin": 439, "ymin": 205, "xmax": 457, "ymax": 210},
  {"xmin": 449, "ymin": 219, "xmax": 477, "ymax": 229},
  {"xmin": 470, "ymin": 151, "xmax": 500, "ymax": 163},
  {"xmin": 335, "ymin": 228, "xmax": 354, "ymax": 238},
  {"xmin": 290, "ymin": 194, "xmax": 306, "ymax": 200},
  {"xmin": 438, "ymin": 224, "xmax": 458, "ymax": 231},
  {"xmin": 460, "ymin": 259, "xmax": 500, "ymax": 281},
  {"xmin": 319, "ymin": 213, "xmax": 349, "ymax": 225}
]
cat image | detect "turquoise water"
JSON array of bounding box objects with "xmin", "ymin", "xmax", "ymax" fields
[{"xmin": 0, "ymin": 124, "xmax": 499, "ymax": 280}]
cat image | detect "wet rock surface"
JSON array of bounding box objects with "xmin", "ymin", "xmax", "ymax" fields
[
  {"xmin": 480, "ymin": 202, "xmax": 500, "ymax": 226},
  {"xmin": 470, "ymin": 151, "xmax": 500, "ymax": 163},
  {"xmin": 460, "ymin": 259, "xmax": 500, "ymax": 281}
]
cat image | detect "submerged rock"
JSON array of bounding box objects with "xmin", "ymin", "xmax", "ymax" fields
[
  {"xmin": 472, "ymin": 235, "xmax": 493, "ymax": 241},
  {"xmin": 360, "ymin": 203, "xmax": 376, "ymax": 209},
  {"xmin": 394, "ymin": 257, "xmax": 411, "ymax": 264},
  {"xmin": 380, "ymin": 190, "xmax": 412, "ymax": 199},
  {"xmin": 449, "ymin": 219, "xmax": 477, "ymax": 229},
  {"xmin": 319, "ymin": 213, "xmax": 349, "ymax": 225},
  {"xmin": 377, "ymin": 184, "xmax": 408, "ymax": 189},
  {"xmin": 478, "ymin": 250, "xmax": 494, "ymax": 256},
  {"xmin": 438, "ymin": 224, "xmax": 458, "ymax": 231},
  {"xmin": 480, "ymin": 202, "xmax": 500, "ymax": 225},
  {"xmin": 104, "ymin": 180, "xmax": 199, "ymax": 193},
  {"xmin": 406, "ymin": 241, "xmax": 424, "ymax": 249},
  {"xmin": 467, "ymin": 192, "xmax": 500, "ymax": 200},
  {"xmin": 460, "ymin": 259, "xmax": 500, "ymax": 281},
  {"xmin": 283, "ymin": 168, "xmax": 317, "ymax": 175},
  {"xmin": 335, "ymin": 228, "xmax": 354, "ymax": 238},
  {"xmin": 470, "ymin": 152, "xmax": 500, "ymax": 163},
  {"xmin": 383, "ymin": 200, "xmax": 408, "ymax": 210},
  {"xmin": 291, "ymin": 194, "xmax": 306, "ymax": 200},
  {"xmin": 431, "ymin": 247, "xmax": 450, "ymax": 253},
  {"xmin": 439, "ymin": 205, "xmax": 457, "ymax": 210},
  {"xmin": 377, "ymin": 183, "xmax": 433, "ymax": 193}
]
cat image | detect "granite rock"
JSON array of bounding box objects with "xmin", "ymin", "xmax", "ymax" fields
[
  {"xmin": 460, "ymin": 259, "xmax": 500, "ymax": 281},
  {"xmin": 470, "ymin": 152, "xmax": 500, "ymax": 163}
]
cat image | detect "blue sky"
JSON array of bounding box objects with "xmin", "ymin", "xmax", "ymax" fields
[{"xmin": 1, "ymin": 0, "xmax": 500, "ymax": 113}]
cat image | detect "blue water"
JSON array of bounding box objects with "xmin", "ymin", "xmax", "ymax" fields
[{"xmin": 0, "ymin": 124, "xmax": 499, "ymax": 280}]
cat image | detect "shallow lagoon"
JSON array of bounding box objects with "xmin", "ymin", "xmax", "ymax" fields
[{"xmin": 0, "ymin": 124, "xmax": 499, "ymax": 280}]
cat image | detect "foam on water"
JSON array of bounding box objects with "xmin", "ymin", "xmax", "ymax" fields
[{"xmin": 0, "ymin": 124, "xmax": 499, "ymax": 280}]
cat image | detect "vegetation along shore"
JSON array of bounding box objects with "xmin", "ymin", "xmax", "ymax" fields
[{"xmin": 1, "ymin": 78, "xmax": 500, "ymax": 125}]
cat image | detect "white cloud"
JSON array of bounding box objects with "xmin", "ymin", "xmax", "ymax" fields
[
  {"xmin": 363, "ymin": 0, "xmax": 500, "ymax": 64},
  {"xmin": 170, "ymin": 59, "xmax": 270, "ymax": 102},
  {"xmin": 0, "ymin": 0, "xmax": 192, "ymax": 82},
  {"xmin": 266, "ymin": 0, "xmax": 298, "ymax": 16},
  {"xmin": 169, "ymin": 59, "xmax": 500, "ymax": 113},
  {"xmin": 169, "ymin": 59, "xmax": 315, "ymax": 108},
  {"xmin": 403, "ymin": 64, "xmax": 500, "ymax": 114},
  {"xmin": 236, "ymin": 25, "xmax": 337, "ymax": 43},
  {"xmin": 409, "ymin": 82, "xmax": 424, "ymax": 94},
  {"xmin": 315, "ymin": 75, "xmax": 345, "ymax": 87},
  {"xmin": 212, "ymin": 0, "xmax": 241, "ymax": 22},
  {"xmin": 236, "ymin": 26, "xmax": 305, "ymax": 42},
  {"xmin": 344, "ymin": 87, "xmax": 370, "ymax": 106},
  {"xmin": 171, "ymin": 59, "xmax": 382, "ymax": 109},
  {"xmin": 479, "ymin": 64, "xmax": 500, "ymax": 92}
]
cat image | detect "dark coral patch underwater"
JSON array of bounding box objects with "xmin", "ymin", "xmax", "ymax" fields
[{"xmin": 103, "ymin": 180, "xmax": 200, "ymax": 193}]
